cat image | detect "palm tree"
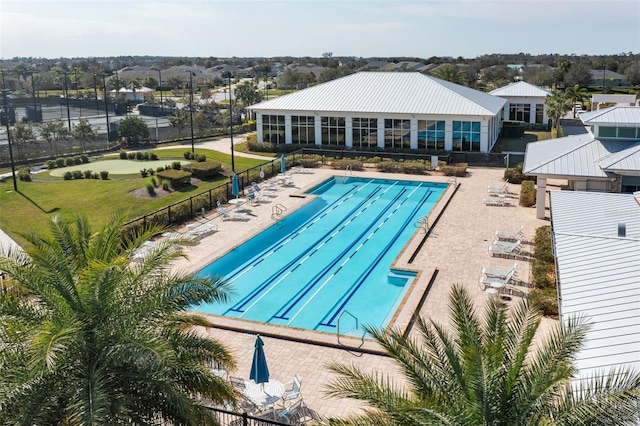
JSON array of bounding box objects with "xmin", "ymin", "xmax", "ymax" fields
[
  {"xmin": 564, "ymin": 84, "xmax": 589, "ymax": 117},
  {"xmin": 545, "ymin": 89, "xmax": 571, "ymax": 136},
  {"xmin": 431, "ymin": 64, "xmax": 467, "ymax": 85},
  {"xmin": 326, "ymin": 285, "xmax": 640, "ymax": 425},
  {"xmin": 0, "ymin": 212, "xmax": 238, "ymax": 425}
]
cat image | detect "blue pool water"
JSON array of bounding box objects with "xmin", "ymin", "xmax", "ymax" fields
[{"xmin": 195, "ymin": 177, "xmax": 446, "ymax": 333}]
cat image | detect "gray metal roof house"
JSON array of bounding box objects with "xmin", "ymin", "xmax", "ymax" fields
[
  {"xmin": 550, "ymin": 191, "xmax": 640, "ymax": 380},
  {"xmin": 247, "ymin": 72, "xmax": 507, "ymax": 153},
  {"xmin": 524, "ymin": 106, "xmax": 640, "ymax": 219},
  {"xmin": 489, "ymin": 81, "xmax": 551, "ymax": 125}
]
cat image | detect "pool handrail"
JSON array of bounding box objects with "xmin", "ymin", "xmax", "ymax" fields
[{"xmin": 337, "ymin": 310, "xmax": 364, "ymax": 348}]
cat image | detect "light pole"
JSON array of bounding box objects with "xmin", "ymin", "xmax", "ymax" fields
[
  {"xmin": 151, "ymin": 67, "xmax": 163, "ymax": 113},
  {"xmin": 93, "ymin": 73, "xmax": 100, "ymax": 115},
  {"xmin": 223, "ymin": 71, "xmax": 235, "ymax": 172},
  {"xmin": 1, "ymin": 88, "xmax": 18, "ymax": 191},
  {"xmin": 28, "ymin": 71, "xmax": 38, "ymax": 122},
  {"xmin": 184, "ymin": 70, "xmax": 195, "ymax": 153},
  {"xmin": 62, "ymin": 72, "xmax": 71, "ymax": 130},
  {"xmin": 73, "ymin": 69, "xmax": 82, "ymax": 117},
  {"xmin": 101, "ymin": 74, "xmax": 111, "ymax": 145}
]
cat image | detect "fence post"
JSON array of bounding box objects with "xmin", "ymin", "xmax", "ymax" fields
[
  {"xmin": 242, "ymin": 412, "xmax": 248, "ymax": 426},
  {"xmin": 168, "ymin": 206, "xmax": 171, "ymax": 223},
  {"xmin": 209, "ymin": 189, "xmax": 212, "ymax": 210},
  {"xmin": 190, "ymin": 197, "xmax": 194, "ymax": 218}
]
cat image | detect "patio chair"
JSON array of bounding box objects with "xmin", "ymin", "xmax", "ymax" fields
[
  {"xmin": 187, "ymin": 222, "xmax": 218, "ymax": 239},
  {"xmin": 488, "ymin": 239, "xmax": 522, "ymax": 258},
  {"xmin": 246, "ymin": 189, "xmax": 262, "ymax": 206},
  {"xmin": 481, "ymin": 261, "xmax": 518, "ymax": 280},
  {"xmin": 252, "ymin": 182, "xmax": 278, "ymax": 197},
  {"xmin": 479, "ymin": 269, "xmax": 516, "ymax": 293},
  {"xmin": 483, "ymin": 196, "xmax": 511, "ymax": 207},
  {"xmin": 281, "ymin": 374, "xmax": 302, "ymax": 406},
  {"xmin": 487, "ymin": 180, "xmax": 509, "ymax": 194},
  {"xmin": 217, "ymin": 206, "xmax": 250, "ymax": 221},
  {"xmin": 229, "ymin": 376, "xmax": 246, "ymax": 390},
  {"xmin": 494, "ymin": 225, "xmax": 524, "ymax": 241},
  {"xmin": 291, "ymin": 166, "xmax": 314, "ymax": 174}
]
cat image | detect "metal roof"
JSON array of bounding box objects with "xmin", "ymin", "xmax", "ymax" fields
[
  {"xmin": 488, "ymin": 81, "xmax": 551, "ymax": 98},
  {"xmin": 248, "ymin": 72, "xmax": 506, "ymax": 116},
  {"xmin": 597, "ymin": 142, "xmax": 640, "ymax": 173},
  {"xmin": 550, "ymin": 191, "xmax": 640, "ymax": 379},
  {"xmin": 579, "ymin": 106, "xmax": 640, "ymax": 125}
]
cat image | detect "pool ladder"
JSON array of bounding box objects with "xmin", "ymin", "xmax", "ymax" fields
[
  {"xmin": 414, "ymin": 216, "xmax": 429, "ymax": 233},
  {"xmin": 271, "ymin": 203, "xmax": 287, "ymax": 228},
  {"xmin": 342, "ymin": 164, "xmax": 352, "ymax": 183},
  {"xmin": 337, "ymin": 310, "xmax": 365, "ymax": 348}
]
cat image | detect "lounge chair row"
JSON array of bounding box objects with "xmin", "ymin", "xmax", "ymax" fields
[
  {"xmin": 487, "ymin": 180, "xmax": 509, "ymax": 195},
  {"xmin": 483, "ymin": 196, "xmax": 511, "ymax": 206}
]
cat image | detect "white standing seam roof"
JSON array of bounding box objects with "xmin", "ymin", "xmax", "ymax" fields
[
  {"xmin": 488, "ymin": 81, "xmax": 551, "ymax": 98},
  {"xmin": 597, "ymin": 142, "xmax": 640, "ymax": 173},
  {"xmin": 550, "ymin": 191, "xmax": 640, "ymax": 380},
  {"xmin": 579, "ymin": 106, "xmax": 640, "ymax": 126},
  {"xmin": 248, "ymin": 72, "xmax": 506, "ymax": 116}
]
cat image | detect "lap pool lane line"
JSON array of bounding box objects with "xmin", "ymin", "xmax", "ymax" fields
[
  {"xmin": 224, "ymin": 180, "xmax": 381, "ymax": 315},
  {"xmin": 286, "ymin": 186, "xmax": 434, "ymax": 330}
]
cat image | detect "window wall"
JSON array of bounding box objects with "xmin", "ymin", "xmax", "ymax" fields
[
  {"xmin": 291, "ymin": 115, "xmax": 315, "ymax": 144},
  {"xmin": 417, "ymin": 120, "xmax": 445, "ymax": 150},
  {"xmin": 384, "ymin": 119, "xmax": 410, "ymax": 149},
  {"xmin": 262, "ymin": 115, "xmax": 285, "ymax": 144},
  {"xmin": 352, "ymin": 118, "xmax": 378, "ymax": 148},
  {"xmin": 599, "ymin": 126, "xmax": 640, "ymax": 138},
  {"xmin": 535, "ymin": 104, "xmax": 544, "ymax": 124},
  {"xmin": 509, "ymin": 103, "xmax": 531, "ymax": 122},
  {"xmin": 321, "ymin": 116, "xmax": 346, "ymax": 146},
  {"xmin": 452, "ymin": 121, "xmax": 481, "ymax": 151}
]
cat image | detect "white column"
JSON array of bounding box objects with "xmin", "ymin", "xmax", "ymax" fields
[
  {"xmin": 503, "ymin": 105, "xmax": 510, "ymax": 121},
  {"xmin": 256, "ymin": 114, "xmax": 263, "ymax": 142},
  {"xmin": 285, "ymin": 115, "xmax": 292, "ymax": 144},
  {"xmin": 530, "ymin": 102, "xmax": 536, "ymax": 124},
  {"xmin": 480, "ymin": 120, "xmax": 489, "ymax": 152},
  {"xmin": 314, "ymin": 115, "xmax": 322, "ymax": 146},
  {"xmin": 444, "ymin": 120, "xmax": 453, "ymax": 151},
  {"xmin": 377, "ymin": 118, "xmax": 385, "ymax": 148},
  {"xmin": 536, "ymin": 177, "xmax": 547, "ymax": 219},
  {"xmin": 410, "ymin": 118, "xmax": 418, "ymax": 149},
  {"xmin": 345, "ymin": 116, "xmax": 353, "ymax": 148}
]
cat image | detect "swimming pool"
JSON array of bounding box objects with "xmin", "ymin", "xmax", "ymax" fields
[{"xmin": 195, "ymin": 177, "xmax": 447, "ymax": 334}]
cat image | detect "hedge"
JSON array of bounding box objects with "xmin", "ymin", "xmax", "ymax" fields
[
  {"xmin": 183, "ymin": 161, "xmax": 223, "ymax": 179},
  {"xmin": 156, "ymin": 169, "xmax": 192, "ymax": 188},
  {"xmin": 440, "ymin": 163, "xmax": 467, "ymax": 177},
  {"xmin": 519, "ymin": 180, "xmax": 536, "ymax": 207}
]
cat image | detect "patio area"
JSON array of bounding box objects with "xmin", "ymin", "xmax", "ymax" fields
[{"xmin": 168, "ymin": 166, "xmax": 554, "ymax": 420}]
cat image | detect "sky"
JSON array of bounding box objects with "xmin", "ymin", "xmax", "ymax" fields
[{"xmin": 1, "ymin": 0, "xmax": 639, "ymax": 60}]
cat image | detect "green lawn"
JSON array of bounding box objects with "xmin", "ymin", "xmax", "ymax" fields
[{"xmin": 0, "ymin": 147, "xmax": 266, "ymax": 248}]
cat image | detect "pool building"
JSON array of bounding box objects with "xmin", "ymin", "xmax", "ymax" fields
[{"xmin": 248, "ymin": 72, "xmax": 506, "ymax": 153}]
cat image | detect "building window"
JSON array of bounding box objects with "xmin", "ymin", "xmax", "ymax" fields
[
  {"xmin": 535, "ymin": 104, "xmax": 544, "ymax": 124},
  {"xmin": 417, "ymin": 120, "xmax": 445, "ymax": 150},
  {"xmin": 599, "ymin": 126, "xmax": 640, "ymax": 138},
  {"xmin": 262, "ymin": 115, "xmax": 285, "ymax": 144},
  {"xmin": 509, "ymin": 103, "xmax": 531, "ymax": 122},
  {"xmin": 621, "ymin": 176, "xmax": 640, "ymax": 193},
  {"xmin": 291, "ymin": 115, "xmax": 315, "ymax": 144},
  {"xmin": 452, "ymin": 121, "xmax": 481, "ymax": 151},
  {"xmin": 352, "ymin": 118, "xmax": 378, "ymax": 148},
  {"xmin": 384, "ymin": 119, "xmax": 410, "ymax": 149},
  {"xmin": 321, "ymin": 116, "xmax": 346, "ymax": 146}
]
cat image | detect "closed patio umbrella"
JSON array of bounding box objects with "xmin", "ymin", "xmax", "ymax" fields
[
  {"xmin": 280, "ymin": 155, "xmax": 286, "ymax": 174},
  {"xmin": 250, "ymin": 334, "xmax": 270, "ymax": 385},
  {"xmin": 231, "ymin": 174, "xmax": 240, "ymax": 198}
]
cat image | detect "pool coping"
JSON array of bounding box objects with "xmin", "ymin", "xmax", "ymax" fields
[{"xmin": 183, "ymin": 172, "xmax": 460, "ymax": 353}]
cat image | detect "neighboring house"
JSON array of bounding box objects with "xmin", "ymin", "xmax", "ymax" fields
[
  {"xmin": 111, "ymin": 86, "xmax": 153, "ymax": 102},
  {"xmin": 549, "ymin": 190, "xmax": 640, "ymax": 381},
  {"xmin": 523, "ymin": 106, "xmax": 640, "ymax": 219},
  {"xmin": 489, "ymin": 81, "xmax": 550, "ymax": 125},
  {"xmin": 357, "ymin": 60, "xmax": 392, "ymax": 71},
  {"xmin": 590, "ymin": 69, "xmax": 626, "ymax": 87},
  {"xmin": 590, "ymin": 94, "xmax": 638, "ymax": 110},
  {"xmin": 248, "ymin": 72, "xmax": 506, "ymax": 153}
]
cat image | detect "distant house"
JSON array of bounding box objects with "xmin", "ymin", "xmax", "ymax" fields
[
  {"xmin": 489, "ymin": 81, "xmax": 550, "ymax": 125},
  {"xmin": 111, "ymin": 87, "xmax": 153, "ymax": 102},
  {"xmin": 590, "ymin": 69, "xmax": 626, "ymax": 87},
  {"xmin": 523, "ymin": 106, "xmax": 640, "ymax": 219},
  {"xmin": 248, "ymin": 72, "xmax": 506, "ymax": 153}
]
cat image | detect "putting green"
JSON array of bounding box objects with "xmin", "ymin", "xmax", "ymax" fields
[{"xmin": 49, "ymin": 159, "xmax": 190, "ymax": 177}]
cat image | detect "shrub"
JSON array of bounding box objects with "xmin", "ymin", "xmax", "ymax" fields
[
  {"xmin": 329, "ymin": 159, "xmax": 363, "ymax": 171},
  {"xmin": 162, "ymin": 179, "xmax": 171, "ymax": 191},
  {"xmin": 183, "ymin": 151, "xmax": 194, "ymax": 160},
  {"xmin": 246, "ymin": 133, "xmax": 257, "ymax": 144},
  {"xmin": 73, "ymin": 156, "xmax": 82, "ymax": 165},
  {"xmin": 83, "ymin": 170, "xmax": 93, "ymax": 179},
  {"xmin": 503, "ymin": 163, "xmax": 536, "ymax": 184},
  {"xmin": 402, "ymin": 161, "xmax": 427, "ymax": 175},
  {"xmin": 148, "ymin": 168, "xmax": 155, "ymax": 176},
  {"xmin": 156, "ymin": 166, "xmax": 165, "ymax": 173},
  {"xmin": 135, "ymin": 151, "xmax": 144, "ymax": 160},
  {"xmin": 92, "ymin": 172, "xmax": 100, "ymax": 179},
  {"xmin": 156, "ymin": 169, "xmax": 191, "ymax": 188},
  {"xmin": 440, "ymin": 163, "xmax": 468, "ymax": 177},
  {"xmin": 149, "ymin": 152, "xmax": 158, "ymax": 161},
  {"xmin": 196, "ymin": 154, "xmax": 207, "ymax": 162},
  {"xmin": 63, "ymin": 171, "xmax": 73, "ymax": 180},
  {"xmin": 519, "ymin": 180, "xmax": 536, "ymax": 207},
  {"xmin": 56, "ymin": 158, "xmax": 65, "ymax": 168},
  {"xmin": 119, "ymin": 150, "xmax": 128, "ymax": 159},
  {"xmin": 80, "ymin": 154, "xmax": 89, "ymax": 164},
  {"xmin": 150, "ymin": 177, "xmax": 158, "ymax": 187},
  {"xmin": 140, "ymin": 169, "xmax": 149, "ymax": 178},
  {"xmin": 527, "ymin": 287, "xmax": 558, "ymax": 317},
  {"xmin": 171, "ymin": 161, "xmax": 182, "ymax": 170},
  {"xmin": 533, "ymin": 226, "xmax": 554, "ymax": 264},
  {"xmin": 182, "ymin": 161, "xmax": 223, "ymax": 179},
  {"xmin": 378, "ymin": 161, "xmax": 403, "ymax": 173},
  {"xmin": 145, "ymin": 182, "xmax": 156, "ymax": 195},
  {"xmin": 46, "ymin": 160, "xmax": 57, "ymax": 169},
  {"xmin": 127, "ymin": 152, "xmax": 136, "ymax": 160},
  {"xmin": 437, "ymin": 160, "xmax": 447, "ymax": 168},
  {"xmin": 99, "ymin": 170, "xmax": 109, "ymax": 180},
  {"xmin": 72, "ymin": 170, "xmax": 83, "ymax": 179},
  {"xmin": 17, "ymin": 167, "xmax": 32, "ymax": 182},
  {"xmin": 65, "ymin": 157, "xmax": 76, "ymax": 167}
]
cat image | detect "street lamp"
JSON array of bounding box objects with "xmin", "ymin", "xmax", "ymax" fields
[
  {"xmin": 28, "ymin": 71, "xmax": 38, "ymax": 122},
  {"xmin": 151, "ymin": 67, "xmax": 163, "ymax": 113},
  {"xmin": 223, "ymin": 71, "xmax": 236, "ymax": 172},
  {"xmin": 184, "ymin": 70, "xmax": 195, "ymax": 153},
  {"xmin": 101, "ymin": 74, "xmax": 111, "ymax": 145},
  {"xmin": 1, "ymin": 88, "xmax": 18, "ymax": 191},
  {"xmin": 62, "ymin": 72, "xmax": 71, "ymax": 130},
  {"xmin": 73, "ymin": 69, "xmax": 82, "ymax": 117},
  {"xmin": 93, "ymin": 73, "xmax": 100, "ymax": 115}
]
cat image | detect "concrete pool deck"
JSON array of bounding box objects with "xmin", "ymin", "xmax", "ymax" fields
[{"xmin": 168, "ymin": 166, "xmax": 554, "ymax": 420}]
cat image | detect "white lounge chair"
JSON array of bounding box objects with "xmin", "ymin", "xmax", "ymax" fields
[
  {"xmin": 217, "ymin": 206, "xmax": 250, "ymax": 221},
  {"xmin": 281, "ymin": 374, "xmax": 302, "ymax": 406},
  {"xmin": 291, "ymin": 166, "xmax": 314, "ymax": 174},
  {"xmin": 481, "ymin": 261, "xmax": 518, "ymax": 279},
  {"xmin": 488, "ymin": 239, "xmax": 522, "ymax": 257},
  {"xmin": 186, "ymin": 222, "xmax": 218, "ymax": 238},
  {"xmin": 487, "ymin": 180, "xmax": 509, "ymax": 194},
  {"xmin": 494, "ymin": 225, "xmax": 524, "ymax": 241},
  {"xmin": 479, "ymin": 269, "xmax": 515, "ymax": 293},
  {"xmin": 162, "ymin": 231, "xmax": 198, "ymax": 245},
  {"xmin": 251, "ymin": 182, "xmax": 277, "ymax": 197},
  {"xmin": 483, "ymin": 196, "xmax": 511, "ymax": 206}
]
